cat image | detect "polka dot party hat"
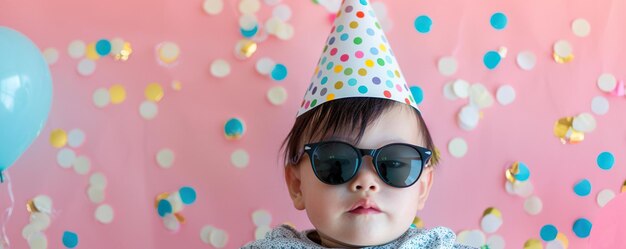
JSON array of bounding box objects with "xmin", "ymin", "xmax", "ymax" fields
[{"xmin": 297, "ymin": 0, "xmax": 419, "ymax": 117}]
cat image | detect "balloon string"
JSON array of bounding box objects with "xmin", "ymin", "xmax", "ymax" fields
[{"xmin": 1, "ymin": 170, "xmax": 14, "ymax": 248}]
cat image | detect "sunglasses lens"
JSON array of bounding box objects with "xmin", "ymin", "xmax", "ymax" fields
[
  {"xmin": 376, "ymin": 145, "xmax": 424, "ymax": 187},
  {"xmin": 312, "ymin": 142, "xmax": 360, "ymax": 185}
]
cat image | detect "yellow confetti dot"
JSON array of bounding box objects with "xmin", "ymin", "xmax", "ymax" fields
[
  {"xmin": 326, "ymin": 93, "xmax": 335, "ymax": 101},
  {"xmin": 412, "ymin": 216, "xmax": 424, "ymax": 229},
  {"xmin": 483, "ymin": 207, "xmax": 502, "ymax": 218},
  {"xmin": 85, "ymin": 42, "xmax": 100, "ymax": 61},
  {"xmin": 365, "ymin": 60, "xmax": 374, "ymax": 67},
  {"xmin": 109, "ymin": 84, "xmax": 126, "ymax": 104},
  {"xmin": 50, "ymin": 129, "xmax": 68, "ymax": 148},
  {"xmin": 145, "ymin": 83, "xmax": 164, "ymax": 102},
  {"xmin": 553, "ymin": 52, "xmax": 574, "ymax": 64},
  {"xmin": 523, "ymin": 239, "xmax": 543, "ymax": 249},
  {"xmin": 556, "ymin": 232, "xmax": 569, "ymax": 248},
  {"xmin": 171, "ymin": 80, "xmax": 182, "ymax": 91}
]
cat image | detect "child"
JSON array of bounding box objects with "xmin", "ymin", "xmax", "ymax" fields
[{"xmin": 243, "ymin": 0, "xmax": 473, "ymax": 248}]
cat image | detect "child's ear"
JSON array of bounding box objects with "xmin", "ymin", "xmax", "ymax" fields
[
  {"xmin": 416, "ymin": 166, "xmax": 434, "ymax": 210},
  {"xmin": 285, "ymin": 165, "xmax": 305, "ymax": 210}
]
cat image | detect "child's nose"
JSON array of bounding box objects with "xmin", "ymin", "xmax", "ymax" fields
[{"xmin": 349, "ymin": 158, "xmax": 381, "ymax": 193}]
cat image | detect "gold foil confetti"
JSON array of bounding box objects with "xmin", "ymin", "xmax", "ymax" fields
[
  {"xmin": 523, "ymin": 238, "xmax": 543, "ymax": 249},
  {"xmin": 145, "ymin": 83, "xmax": 164, "ymax": 102},
  {"xmin": 109, "ymin": 84, "xmax": 127, "ymax": 104},
  {"xmin": 115, "ymin": 42, "xmax": 133, "ymax": 61},
  {"xmin": 554, "ymin": 117, "xmax": 584, "ymax": 144},
  {"xmin": 483, "ymin": 207, "xmax": 502, "ymax": 218},
  {"xmin": 412, "ymin": 216, "xmax": 424, "ymax": 229},
  {"xmin": 505, "ymin": 162, "xmax": 520, "ymax": 183},
  {"xmin": 26, "ymin": 199, "xmax": 39, "ymax": 214},
  {"xmin": 553, "ymin": 52, "xmax": 574, "ymax": 64},
  {"xmin": 50, "ymin": 129, "xmax": 68, "ymax": 148},
  {"xmin": 235, "ymin": 39, "xmax": 257, "ymax": 59},
  {"xmin": 621, "ymin": 180, "xmax": 626, "ymax": 193},
  {"xmin": 498, "ymin": 46, "xmax": 508, "ymax": 58}
]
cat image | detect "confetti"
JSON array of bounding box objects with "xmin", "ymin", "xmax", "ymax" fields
[
  {"xmin": 157, "ymin": 199, "xmax": 173, "ymax": 217},
  {"xmin": 210, "ymin": 59, "xmax": 231, "ymax": 78},
  {"xmin": 572, "ymin": 18, "xmax": 591, "ymax": 37},
  {"xmin": 50, "ymin": 129, "xmax": 68, "ymax": 148},
  {"xmin": 483, "ymin": 50, "xmax": 501, "ymax": 70},
  {"xmin": 200, "ymin": 225, "xmax": 215, "ymax": 244},
  {"xmin": 29, "ymin": 212, "xmax": 51, "ymax": 231},
  {"xmin": 573, "ymin": 179, "xmax": 592, "ymax": 197},
  {"xmin": 597, "ymin": 151, "xmax": 614, "ymax": 170},
  {"xmin": 411, "ymin": 216, "xmax": 424, "ymax": 229},
  {"xmin": 591, "ymin": 96, "xmax": 609, "ymax": 115},
  {"xmin": 256, "ymin": 57, "xmax": 276, "ymax": 75},
  {"xmin": 43, "ymin": 48, "xmax": 59, "ymax": 65},
  {"xmin": 68, "ymin": 40, "xmax": 86, "ymax": 59},
  {"xmin": 203, "ymin": 0, "xmax": 224, "ymax": 15},
  {"xmin": 109, "ymin": 84, "xmax": 127, "ymax": 104},
  {"xmin": 597, "ymin": 189, "xmax": 615, "ymax": 207},
  {"xmin": 458, "ymin": 105, "xmax": 479, "ymax": 131},
  {"xmin": 414, "ymin": 15, "xmax": 432, "ymax": 34},
  {"xmin": 234, "ymin": 39, "xmax": 257, "ymax": 59},
  {"xmin": 523, "ymin": 238, "xmax": 543, "ymax": 249},
  {"xmin": 448, "ymin": 137, "xmax": 468, "ymax": 158},
  {"xmin": 540, "ymin": 224, "xmax": 558, "ymax": 242},
  {"xmin": 209, "ymin": 228, "xmax": 229, "ymax": 248},
  {"xmin": 145, "ymin": 83, "xmax": 164, "ymax": 102},
  {"xmin": 481, "ymin": 214, "xmax": 503, "ymax": 233},
  {"xmin": 95, "ymin": 39, "xmax": 112, "ymax": 56},
  {"xmin": 255, "ymin": 226, "xmax": 271, "ymax": 240},
  {"xmin": 62, "ymin": 231, "xmax": 79, "ymax": 248},
  {"xmin": 28, "ymin": 232, "xmax": 47, "ymax": 249},
  {"xmin": 572, "ymin": 218, "xmax": 592, "ymax": 238},
  {"xmin": 267, "ymin": 86, "xmax": 288, "ymax": 105},
  {"xmin": 95, "ymin": 204, "xmax": 114, "ymax": 224},
  {"xmin": 33, "ymin": 195, "xmax": 53, "ymax": 214},
  {"xmin": 85, "ymin": 42, "xmax": 100, "ymax": 60},
  {"xmin": 77, "ymin": 58, "xmax": 96, "ymax": 76},
  {"xmin": 452, "ymin": 79, "xmax": 470, "ymax": 99},
  {"xmin": 239, "ymin": 0, "xmax": 261, "ymax": 14},
  {"xmin": 486, "ymin": 235, "xmax": 506, "ymax": 249},
  {"xmin": 443, "ymin": 82, "xmax": 459, "ymax": 101},
  {"xmin": 271, "ymin": 63, "xmax": 288, "ymax": 81},
  {"xmin": 553, "ymin": 40, "xmax": 574, "ymax": 63},
  {"xmin": 73, "ymin": 155, "xmax": 91, "ymax": 175},
  {"xmin": 572, "ymin": 113, "xmax": 596, "ymax": 133},
  {"xmin": 272, "ymin": 4, "xmax": 292, "ymax": 21},
  {"xmin": 57, "ymin": 148, "xmax": 76, "ymax": 169},
  {"xmin": 89, "ymin": 172, "xmax": 107, "ymax": 189},
  {"xmin": 231, "ymin": 149, "xmax": 250, "ymax": 168},
  {"xmin": 93, "ymin": 88, "xmax": 110, "ymax": 108},
  {"xmin": 490, "ymin": 12, "xmax": 507, "ymax": 30},
  {"xmin": 597, "ymin": 73, "xmax": 617, "ymax": 93},
  {"xmin": 469, "ymin": 83, "xmax": 494, "ymax": 109},
  {"xmin": 456, "ymin": 230, "xmax": 485, "ymax": 248},
  {"xmin": 496, "ymin": 85, "xmax": 516, "ymax": 106},
  {"xmin": 179, "ymin": 186, "xmax": 197, "ymax": 205},
  {"xmin": 87, "ymin": 186, "xmax": 105, "ymax": 204},
  {"xmin": 139, "ymin": 100, "xmax": 159, "ymax": 120},
  {"xmin": 438, "ymin": 56, "xmax": 458, "ymax": 76},
  {"xmin": 517, "ymin": 51, "xmax": 537, "ymax": 71},
  {"xmin": 156, "ymin": 148, "xmax": 175, "ymax": 169},
  {"xmin": 163, "ymin": 214, "xmax": 180, "ymax": 232},
  {"xmin": 157, "ymin": 42, "xmax": 180, "ymax": 65},
  {"xmin": 252, "ymin": 209, "xmax": 272, "ymax": 227},
  {"xmin": 67, "ymin": 129, "xmax": 85, "ymax": 148},
  {"xmin": 224, "ymin": 118, "xmax": 245, "ymax": 139},
  {"xmin": 524, "ymin": 196, "xmax": 543, "ymax": 215}
]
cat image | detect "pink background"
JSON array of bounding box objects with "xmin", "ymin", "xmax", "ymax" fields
[{"xmin": 2, "ymin": 0, "xmax": 626, "ymax": 248}]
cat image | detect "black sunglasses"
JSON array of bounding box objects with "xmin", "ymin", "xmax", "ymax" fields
[{"xmin": 302, "ymin": 141, "xmax": 432, "ymax": 188}]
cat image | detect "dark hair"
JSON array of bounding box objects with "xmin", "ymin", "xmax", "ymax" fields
[{"xmin": 280, "ymin": 97, "xmax": 439, "ymax": 167}]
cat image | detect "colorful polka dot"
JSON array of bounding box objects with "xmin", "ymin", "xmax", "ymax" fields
[
  {"xmin": 311, "ymin": 99, "xmax": 318, "ymax": 107},
  {"xmin": 334, "ymin": 65, "xmax": 344, "ymax": 73},
  {"xmin": 355, "ymin": 51, "xmax": 364, "ymax": 58},
  {"xmin": 335, "ymin": 81, "xmax": 344, "ymax": 89},
  {"xmin": 414, "ymin": 15, "xmax": 433, "ymax": 34},
  {"xmin": 321, "ymin": 77, "xmax": 328, "ymax": 85},
  {"xmin": 358, "ymin": 68, "xmax": 367, "ymax": 76},
  {"xmin": 348, "ymin": 78, "xmax": 357, "ymax": 86},
  {"xmin": 354, "ymin": 37, "xmax": 363, "ymax": 45},
  {"xmin": 597, "ymin": 151, "xmax": 615, "ymax": 170},
  {"xmin": 350, "ymin": 21, "xmax": 359, "ymax": 29},
  {"xmin": 345, "ymin": 5, "xmax": 353, "ymax": 13},
  {"xmin": 337, "ymin": 25, "xmax": 344, "ymax": 32},
  {"xmin": 344, "ymin": 68, "xmax": 353, "ymax": 75},
  {"xmin": 359, "ymin": 0, "xmax": 367, "ymax": 5},
  {"xmin": 377, "ymin": 58, "xmax": 385, "ymax": 66},
  {"xmin": 95, "ymin": 39, "xmax": 112, "ymax": 56},
  {"xmin": 366, "ymin": 28, "xmax": 375, "ymax": 36},
  {"xmin": 384, "ymin": 90, "xmax": 392, "ymax": 98},
  {"xmin": 341, "ymin": 33, "xmax": 349, "ymax": 41},
  {"xmin": 490, "ymin": 12, "xmax": 508, "ymax": 30},
  {"xmin": 340, "ymin": 54, "xmax": 349, "ymax": 62},
  {"xmin": 356, "ymin": 11, "xmax": 365, "ymax": 18},
  {"xmin": 372, "ymin": 77, "xmax": 381, "ymax": 84},
  {"xmin": 327, "ymin": 94, "xmax": 335, "ymax": 101},
  {"xmin": 365, "ymin": 60, "xmax": 374, "ymax": 67},
  {"xmin": 358, "ymin": 86, "xmax": 368, "ymax": 94},
  {"xmin": 370, "ymin": 47, "xmax": 379, "ymax": 55},
  {"xmin": 330, "ymin": 48, "xmax": 338, "ymax": 56}
]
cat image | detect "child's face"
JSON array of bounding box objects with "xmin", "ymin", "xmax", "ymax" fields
[{"xmin": 285, "ymin": 104, "xmax": 434, "ymax": 247}]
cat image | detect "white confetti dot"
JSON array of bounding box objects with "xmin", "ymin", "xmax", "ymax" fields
[
  {"xmin": 90, "ymin": 172, "xmax": 108, "ymax": 189},
  {"xmin": 481, "ymin": 214, "xmax": 503, "ymax": 233},
  {"xmin": 496, "ymin": 85, "xmax": 516, "ymax": 106},
  {"xmin": 93, "ymin": 88, "xmax": 110, "ymax": 108},
  {"xmin": 572, "ymin": 18, "xmax": 591, "ymax": 37},
  {"xmin": 546, "ymin": 240, "xmax": 566, "ymax": 249},
  {"xmin": 43, "ymin": 48, "xmax": 59, "ymax": 65},
  {"xmin": 597, "ymin": 73, "xmax": 617, "ymax": 93},
  {"xmin": 22, "ymin": 224, "xmax": 38, "ymax": 240},
  {"xmin": 553, "ymin": 40, "xmax": 573, "ymax": 58},
  {"xmin": 572, "ymin": 112, "xmax": 596, "ymax": 133},
  {"xmin": 110, "ymin": 38, "xmax": 125, "ymax": 55},
  {"xmin": 95, "ymin": 204, "xmax": 114, "ymax": 224},
  {"xmin": 267, "ymin": 86, "xmax": 288, "ymax": 105},
  {"xmin": 29, "ymin": 212, "xmax": 51, "ymax": 231},
  {"xmin": 77, "ymin": 58, "xmax": 96, "ymax": 76},
  {"xmin": 200, "ymin": 225, "xmax": 215, "ymax": 244},
  {"xmin": 438, "ymin": 56, "xmax": 458, "ymax": 76},
  {"xmin": 275, "ymin": 22, "xmax": 295, "ymax": 40},
  {"xmin": 516, "ymin": 51, "xmax": 536, "ymax": 71},
  {"xmin": 73, "ymin": 155, "xmax": 91, "ymax": 175},
  {"xmin": 597, "ymin": 189, "xmax": 616, "ymax": 208},
  {"xmin": 27, "ymin": 232, "xmax": 47, "ymax": 249},
  {"xmin": 158, "ymin": 42, "xmax": 180, "ymax": 64},
  {"xmin": 255, "ymin": 226, "xmax": 271, "ymax": 240},
  {"xmin": 524, "ymin": 195, "xmax": 543, "ymax": 215},
  {"xmin": 448, "ymin": 137, "xmax": 468, "ymax": 158},
  {"xmin": 458, "ymin": 105, "xmax": 479, "ymax": 131},
  {"xmin": 67, "ymin": 129, "xmax": 86, "ymax": 148},
  {"xmin": 273, "ymin": 4, "xmax": 292, "ymax": 22},
  {"xmin": 57, "ymin": 148, "xmax": 76, "ymax": 169},
  {"xmin": 469, "ymin": 83, "xmax": 494, "ymax": 109},
  {"xmin": 156, "ymin": 148, "xmax": 175, "ymax": 169},
  {"xmin": 211, "ymin": 59, "xmax": 231, "ymax": 78},
  {"xmin": 68, "ymin": 40, "xmax": 86, "ymax": 59},
  {"xmin": 504, "ymin": 181, "xmax": 515, "ymax": 195},
  {"xmin": 452, "ymin": 79, "xmax": 470, "ymax": 99},
  {"xmin": 87, "ymin": 185, "xmax": 106, "ymax": 204},
  {"xmin": 591, "ymin": 96, "xmax": 609, "ymax": 115},
  {"xmin": 513, "ymin": 180, "xmax": 534, "ymax": 197},
  {"xmin": 487, "ymin": 235, "xmax": 506, "ymax": 249},
  {"xmin": 264, "ymin": 0, "xmax": 281, "ymax": 5},
  {"xmin": 239, "ymin": 0, "xmax": 261, "ymax": 14},
  {"xmin": 33, "ymin": 195, "xmax": 53, "ymax": 214},
  {"xmin": 252, "ymin": 209, "xmax": 272, "ymax": 227},
  {"xmin": 139, "ymin": 100, "xmax": 159, "ymax": 120},
  {"xmin": 210, "ymin": 228, "xmax": 229, "ymax": 248},
  {"xmin": 203, "ymin": 0, "xmax": 224, "ymax": 15},
  {"xmin": 163, "ymin": 214, "xmax": 180, "ymax": 232},
  {"xmin": 231, "ymin": 149, "xmax": 250, "ymax": 169},
  {"xmin": 256, "ymin": 57, "xmax": 276, "ymax": 75},
  {"xmin": 239, "ymin": 14, "xmax": 258, "ymax": 30},
  {"xmin": 166, "ymin": 192, "xmax": 184, "ymax": 213},
  {"xmin": 265, "ymin": 16, "xmax": 283, "ymax": 35},
  {"xmin": 443, "ymin": 82, "xmax": 459, "ymax": 101}
]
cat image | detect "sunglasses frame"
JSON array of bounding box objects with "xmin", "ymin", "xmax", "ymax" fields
[{"xmin": 303, "ymin": 140, "xmax": 432, "ymax": 188}]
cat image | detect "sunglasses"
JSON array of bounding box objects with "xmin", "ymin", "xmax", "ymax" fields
[{"xmin": 302, "ymin": 141, "xmax": 432, "ymax": 188}]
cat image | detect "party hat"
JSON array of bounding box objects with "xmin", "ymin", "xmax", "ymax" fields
[{"xmin": 297, "ymin": 0, "xmax": 418, "ymax": 117}]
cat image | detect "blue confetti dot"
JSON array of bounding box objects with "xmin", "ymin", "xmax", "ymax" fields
[
  {"xmin": 573, "ymin": 179, "xmax": 592, "ymax": 197},
  {"xmin": 515, "ymin": 162, "xmax": 530, "ymax": 181},
  {"xmin": 157, "ymin": 199, "xmax": 172, "ymax": 217},
  {"xmin": 414, "ymin": 15, "xmax": 432, "ymax": 34},
  {"xmin": 240, "ymin": 25, "xmax": 258, "ymax": 38},
  {"xmin": 483, "ymin": 51, "xmax": 501, "ymax": 70},
  {"xmin": 224, "ymin": 118, "xmax": 245, "ymax": 139},
  {"xmin": 540, "ymin": 224, "xmax": 558, "ymax": 242},
  {"xmin": 410, "ymin": 86, "xmax": 424, "ymax": 105},
  {"xmin": 490, "ymin": 12, "xmax": 508, "ymax": 30},
  {"xmin": 573, "ymin": 218, "xmax": 593, "ymax": 238},
  {"xmin": 271, "ymin": 64, "xmax": 288, "ymax": 81},
  {"xmin": 179, "ymin": 186, "xmax": 197, "ymax": 205},
  {"xmin": 95, "ymin": 39, "xmax": 112, "ymax": 56},
  {"xmin": 597, "ymin": 151, "xmax": 615, "ymax": 170},
  {"xmin": 63, "ymin": 231, "xmax": 79, "ymax": 248}
]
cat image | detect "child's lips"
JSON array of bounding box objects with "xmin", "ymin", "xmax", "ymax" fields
[
  {"xmin": 348, "ymin": 207, "xmax": 382, "ymax": 214},
  {"xmin": 348, "ymin": 199, "xmax": 381, "ymax": 214}
]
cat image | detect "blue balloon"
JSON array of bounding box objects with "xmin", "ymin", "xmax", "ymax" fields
[{"xmin": 0, "ymin": 27, "xmax": 53, "ymax": 182}]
